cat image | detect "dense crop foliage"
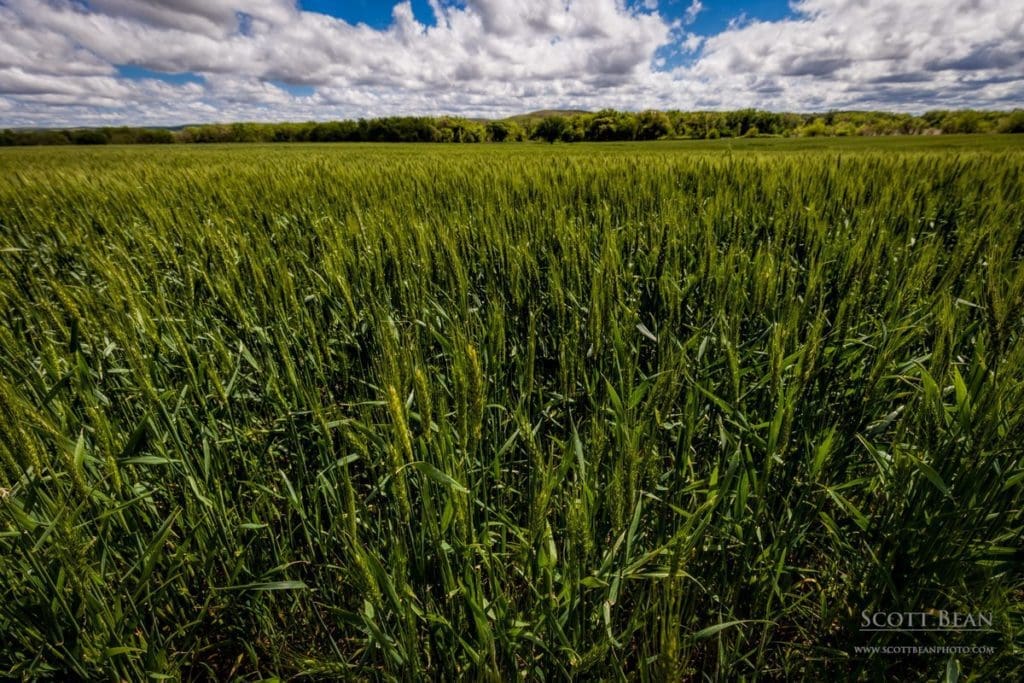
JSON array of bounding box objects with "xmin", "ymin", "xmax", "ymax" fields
[{"xmin": 1, "ymin": 139, "xmax": 1023, "ymax": 680}]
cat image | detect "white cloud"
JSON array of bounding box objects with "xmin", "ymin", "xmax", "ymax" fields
[
  {"xmin": 0, "ymin": 0, "xmax": 1020, "ymax": 127},
  {"xmin": 86, "ymin": 0, "xmax": 298, "ymax": 37},
  {"xmin": 688, "ymin": 0, "xmax": 1024, "ymax": 110},
  {"xmin": 684, "ymin": 1, "xmax": 703, "ymax": 26}
]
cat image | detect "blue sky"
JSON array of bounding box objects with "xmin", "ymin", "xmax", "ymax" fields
[
  {"xmin": 301, "ymin": 0, "xmax": 439, "ymax": 28},
  {"xmin": 300, "ymin": 1, "xmax": 794, "ymax": 33},
  {"xmin": 294, "ymin": 1, "xmax": 797, "ymax": 69},
  {"xmin": 0, "ymin": 0, "xmax": 1020, "ymax": 127}
]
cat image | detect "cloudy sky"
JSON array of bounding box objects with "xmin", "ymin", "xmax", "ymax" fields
[{"xmin": 1, "ymin": 0, "xmax": 1021, "ymax": 127}]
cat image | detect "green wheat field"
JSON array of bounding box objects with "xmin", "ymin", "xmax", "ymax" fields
[{"xmin": 1, "ymin": 137, "xmax": 1022, "ymax": 680}]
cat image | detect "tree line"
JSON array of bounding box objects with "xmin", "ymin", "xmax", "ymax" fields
[{"xmin": 3, "ymin": 109, "xmax": 1023, "ymax": 146}]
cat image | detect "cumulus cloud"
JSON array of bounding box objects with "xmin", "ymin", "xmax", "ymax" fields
[
  {"xmin": 86, "ymin": 0, "xmax": 298, "ymax": 36},
  {"xmin": 683, "ymin": 1, "xmax": 703, "ymax": 26},
  {"xmin": 0, "ymin": 0, "xmax": 1020, "ymax": 127},
  {"xmin": 688, "ymin": 0, "xmax": 1024, "ymax": 110}
]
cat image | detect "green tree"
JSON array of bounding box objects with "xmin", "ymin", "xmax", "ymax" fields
[
  {"xmin": 586, "ymin": 109, "xmax": 635, "ymax": 141},
  {"xmin": 998, "ymin": 110, "xmax": 1024, "ymax": 134},
  {"xmin": 636, "ymin": 110, "xmax": 673, "ymax": 140},
  {"xmin": 534, "ymin": 115, "xmax": 570, "ymax": 143},
  {"xmin": 137, "ymin": 129, "xmax": 174, "ymax": 144},
  {"xmin": 798, "ymin": 117, "xmax": 829, "ymax": 137},
  {"xmin": 486, "ymin": 120, "xmax": 523, "ymax": 142}
]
